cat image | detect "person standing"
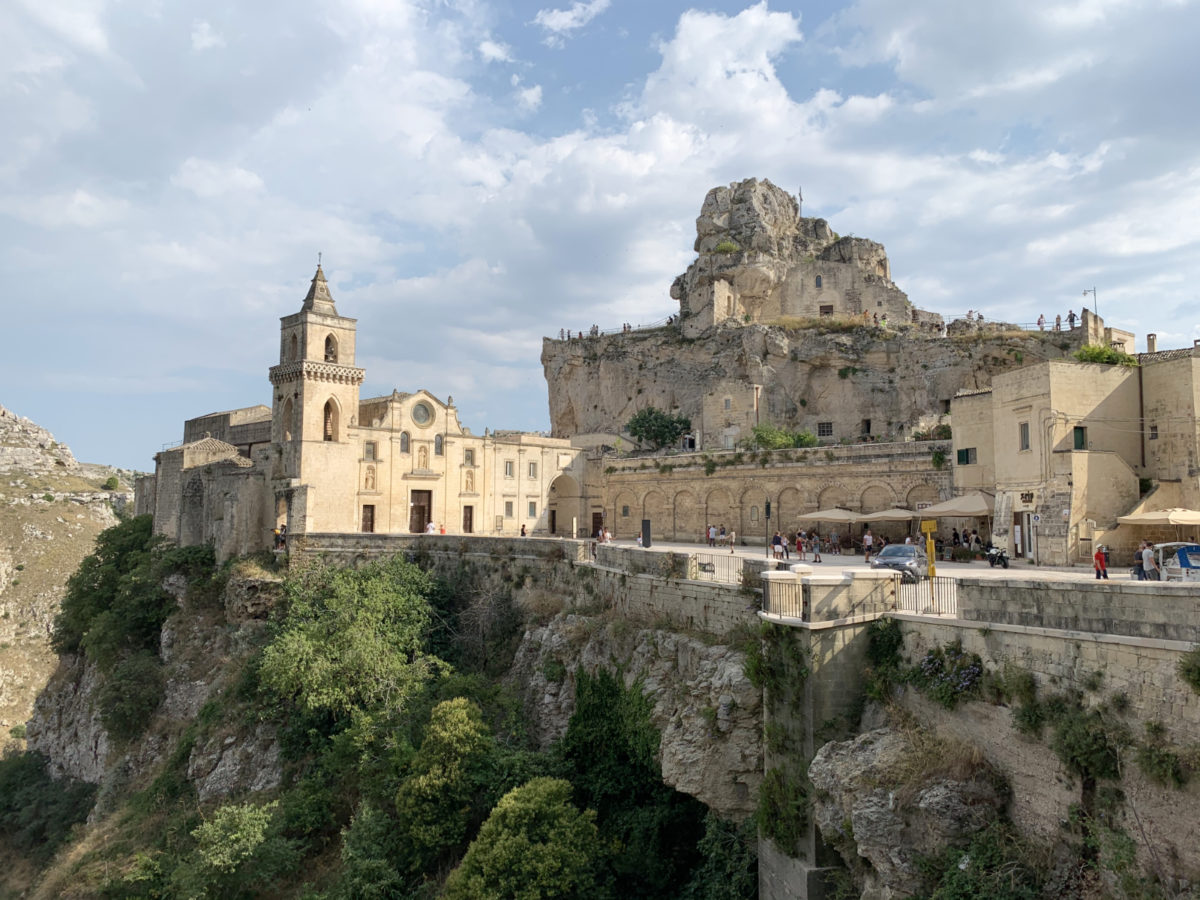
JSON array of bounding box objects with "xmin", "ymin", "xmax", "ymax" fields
[
  {"xmin": 1055, "ymin": 314, "xmax": 1062, "ymax": 331},
  {"xmin": 812, "ymin": 531, "xmax": 822, "ymax": 563},
  {"xmin": 1067, "ymin": 309, "xmax": 1077, "ymax": 329},
  {"xmin": 863, "ymin": 528, "xmax": 874, "ymax": 561},
  {"xmin": 772, "ymin": 531, "xmax": 784, "ymax": 559},
  {"xmin": 1037, "ymin": 314, "xmax": 1045, "ymax": 331},
  {"xmin": 1093, "ymin": 545, "xmax": 1108, "ymax": 580},
  {"xmin": 1134, "ymin": 542, "xmax": 1146, "ymax": 580},
  {"xmin": 1142, "ymin": 542, "xmax": 1160, "ymax": 580},
  {"xmin": 729, "ymin": 529, "xmax": 736, "ymax": 553}
]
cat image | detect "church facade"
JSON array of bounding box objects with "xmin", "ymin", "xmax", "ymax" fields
[{"xmin": 140, "ymin": 267, "xmax": 588, "ymax": 559}]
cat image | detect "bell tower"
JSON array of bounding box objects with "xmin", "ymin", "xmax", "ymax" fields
[{"xmin": 269, "ymin": 267, "xmax": 365, "ymax": 538}]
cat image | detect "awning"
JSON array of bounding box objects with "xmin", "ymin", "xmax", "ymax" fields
[
  {"xmin": 1117, "ymin": 508, "xmax": 1200, "ymax": 526},
  {"xmin": 856, "ymin": 507, "xmax": 920, "ymax": 522},
  {"xmin": 796, "ymin": 507, "xmax": 859, "ymax": 523},
  {"xmin": 918, "ymin": 492, "xmax": 995, "ymax": 517}
]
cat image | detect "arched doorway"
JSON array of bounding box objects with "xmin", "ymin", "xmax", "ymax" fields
[{"xmin": 547, "ymin": 473, "xmax": 583, "ymax": 537}]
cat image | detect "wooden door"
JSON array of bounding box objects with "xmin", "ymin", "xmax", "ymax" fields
[
  {"xmin": 410, "ymin": 490, "xmax": 432, "ymax": 533},
  {"xmin": 361, "ymin": 505, "xmax": 375, "ymax": 533},
  {"xmin": 549, "ymin": 509, "xmax": 557, "ymax": 534},
  {"xmin": 462, "ymin": 505, "xmax": 474, "ymax": 534}
]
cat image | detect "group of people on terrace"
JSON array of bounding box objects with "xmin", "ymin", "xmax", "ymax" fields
[{"xmin": 1036, "ymin": 309, "xmax": 1078, "ymax": 331}]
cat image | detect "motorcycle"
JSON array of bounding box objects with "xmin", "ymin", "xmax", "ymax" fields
[{"xmin": 986, "ymin": 545, "xmax": 1010, "ymax": 568}]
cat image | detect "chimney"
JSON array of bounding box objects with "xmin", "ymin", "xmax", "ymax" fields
[{"xmin": 1147, "ymin": 333, "xmax": 1157, "ymax": 353}]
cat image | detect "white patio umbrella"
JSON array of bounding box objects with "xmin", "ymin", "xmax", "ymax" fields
[
  {"xmin": 796, "ymin": 508, "xmax": 859, "ymax": 523},
  {"xmin": 856, "ymin": 507, "xmax": 920, "ymax": 522}
]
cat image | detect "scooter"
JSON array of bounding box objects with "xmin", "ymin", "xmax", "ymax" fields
[{"xmin": 986, "ymin": 545, "xmax": 1010, "ymax": 568}]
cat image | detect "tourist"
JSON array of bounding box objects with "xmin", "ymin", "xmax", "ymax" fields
[
  {"xmin": 830, "ymin": 530, "xmax": 840, "ymax": 555},
  {"xmin": 862, "ymin": 528, "xmax": 874, "ymax": 561},
  {"xmin": 1054, "ymin": 314, "xmax": 1062, "ymax": 331},
  {"xmin": 728, "ymin": 529, "xmax": 736, "ymax": 553},
  {"xmin": 796, "ymin": 529, "xmax": 806, "ymax": 561},
  {"xmin": 604, "ymin": 526, "xmax": 612, "ymax": 543},
  {"xmin": 719, "ymin": 523, "xmax": 727, "ymax": 546},
  {"xmin": 1142, "ymin": 542, "xmax": 1159, "ymax": 580},
  {"xmin": 1067, "ymin": 309, "xmax": 1077, "ymax": 329},
  {"xmin": 952, "ymin": 528, "xmax": 960, "ymax": 547},
  {"xmin": 520, "ymin": 524, "xmax": 527, "ymax": 537},
  {"xmin": 1037, "ymin": 314, "xmax": 1045, "ymax": 331},
  {"xmin": 1093, "ymin": 544, "xmax": 1108, "ymax": 580},
  {"xmin": 439, "ymin": 523, "xmax": 445, "ymax": 534},
  {"xmin": 811, "ymin": 531, "xmax": 822, "ymax": 563},
  {"xmin": 1134, "ymin": 542, "xmax": 1146, "ymax": 580},
  {"xmin": 425, "ymin": 520, "xmax": 436, "ymax": 534},
  {"xmin": 772, "ymin": 531, "xmax": 784, "ymax": 559}
]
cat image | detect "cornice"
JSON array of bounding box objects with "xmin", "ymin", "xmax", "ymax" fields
[{"xmin": 269, "ymin": 360, "xmax": 365, "ymax": 387}]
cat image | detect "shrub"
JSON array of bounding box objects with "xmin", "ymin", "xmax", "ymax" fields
[
  {"xmin": 713, "ymin": 240, "xmax": 741, "ymax": 253},
  {"xmin": 681, "ymin": 812, "xmax": 758, "ymax": 899},
  {"xmin": 98, "ymin": 651, "xmax": 165, "ymax": 743},
  {"xmin": 1180, "ymin": 645, "xmax": 1200, "ymax": 695},
  {"xmin": 626, "ymin": 407, "xmax": 692, "ymax": 451},
  {"xmin": 0, "ymin": 751, "xmax": 96, "ymax": 865},
  {"xmin": 756, "ymin": 767, "xmax": 807, "ymax": 854},
  {"xmin": 443, "ymin": 778, "xmax": 601, "ymax": 900},
  {"xmin": 1074, "ymin": 344, "xmax": 1138, "ymax": 367},
  {"xmin": 915, "ymin": 821, "xmax": 1042, "ymax": 900},
  {"xmin": 102, "ymin": 475, "xmax": 120, "ymax": 491},
  {"xmin": 910, "ymin": 643, "xmax": 983, "ymax": 709}
]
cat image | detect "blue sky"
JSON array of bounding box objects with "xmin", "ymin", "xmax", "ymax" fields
[{"xmin": 4, "ymin": 0, "xmax": 1200, "ymax": 470}]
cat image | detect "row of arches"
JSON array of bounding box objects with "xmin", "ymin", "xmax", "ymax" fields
[
  {"xmin": 607, "ymin": 482, "xmax": 940, "ymax": 541},
  {"xmin": 285, "ymin": 333, "xmax": 340, "ymax": 363}
]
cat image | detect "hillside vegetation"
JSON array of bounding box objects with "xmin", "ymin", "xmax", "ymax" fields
[{"xmin": 0, "ymin": 516, "xmax": 756, "ymax": 899}]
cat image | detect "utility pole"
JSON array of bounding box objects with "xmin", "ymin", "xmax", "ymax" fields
[{"xmin": 1082, "ymin": 286, "xmax": 1097, "ymax": 317}]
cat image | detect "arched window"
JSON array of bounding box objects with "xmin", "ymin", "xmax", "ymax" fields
[
  {"xmin": 364, "ymin": 465, "xmax": 376, "ymax": 491},
  {"xmin": 815, "ymin": 275, "xmax": 822, "ymax": 288},
  {"xmin": 435, "ymin": 434, "xmax": 444, "ymax": 456},
  {"xmin": 465, "ymin": 470, "xmax": 475, "ymax": 492},
  {"xmin": 324, "ymin": 334, "xmax": 338, "ymax": 363},
  {"xmin": 282, "ymin": 398, "xmax": 294, "ymax": 441},
  {"xmin": 400, "ymin": 431, "xmax": 410, "ymax": 453},
  {"xmin": 289, "ymin": 334, "xmax": 298, "ymax": 361},
  {"xmin": 418, "ymin": 446, "xmax": 429, "ymax": 468},
  {"xmin": 323, "ymin": 400, "xmax": 338, "ymax": 441}
]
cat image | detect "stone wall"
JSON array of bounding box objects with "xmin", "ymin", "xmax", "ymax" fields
[{"xmin": 957, "ymin": 576, "xmax": 1200, "ymax": 643}]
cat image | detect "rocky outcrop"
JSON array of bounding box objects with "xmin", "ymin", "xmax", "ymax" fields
[
  {"xmin": 510, "ymin": 614, "xmax": 761, "ymax": 818},
  {"xmin": 26, "ymin": 656, "xmax": 110, "ymax": 783},
  {"xmin": 0, "ymin": 404, "xmax": 80, "ymax": 475},
  {"xmin": 187, "ymin": 724, "xmax": 282, "ymax": 802},
  {"xmin": 809, "ymin": 727, "xmax": 1005, "ymax": 900}
]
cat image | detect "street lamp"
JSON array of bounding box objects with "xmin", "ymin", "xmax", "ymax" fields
[{"xmin": 1082, "ymin": 287, "xmax": 1097, "ymax": 317}]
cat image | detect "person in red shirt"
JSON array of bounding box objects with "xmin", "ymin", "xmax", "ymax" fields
[{"xmin": 1093, "ymin": 545, "xmax": 1109, "ymax": 580}]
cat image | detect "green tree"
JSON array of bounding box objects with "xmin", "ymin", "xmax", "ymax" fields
[
  {"xmin": 0, "ymin": 751, "xmax": 96, "ymax": 865},
  {"xmin": 329, "ymin": 803, "xmax": 408, "ymax": 900},
  {"xmin": 259, "ymin": 555, "xmax": 436, "ymax": 715},
  {"xmin": 442, "ymin": 778, "xmax": 601, "ymax": 900},
  {"xmin": 97, "ymin": 651, "xmax": 165, "ymax": 743},
  {"xmin": 626, "ymin": 407, "xmax": 692, "ymax": 450},
  {"xmin": 102, "ymin": 475, "xmax": 120, "ymax": 491},
  {"xmin": 1074, "ymin": 344, "xmax": 1138, "ymax": 367},
  {"xmin": 170, "ymin": 800, "xmax": 300, "ymax": 898},
  {"xmin": 746, "ymin": 424, "xmax": 819, "ymax": 450},
  {"xmin": 681, "ymin": 813, "xmax": 758, "ymax": 900},
  {"xmin": 395, "ymin": 698, "xmax": 495, "ymax": 872}
]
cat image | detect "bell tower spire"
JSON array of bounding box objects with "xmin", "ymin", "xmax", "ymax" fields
[{"xmin": 302, "ymin": 262, "xmax": 338, "ymax": 315}]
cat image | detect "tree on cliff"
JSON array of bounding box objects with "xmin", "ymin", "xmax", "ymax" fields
[{"xmin": 626, "ymin": 407, "xmax": 691, "ymax": 450}]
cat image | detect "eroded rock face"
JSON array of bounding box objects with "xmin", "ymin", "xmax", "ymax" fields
[
  {"xmin": 509, "ymin": 614, "xmax": 761, "ymax": 818},
  {"xmin": 808, "ymin": 727, "xmax": 1005, "ymax": 900},
  {"xmin": 27, "ymin": 656, "xmax": 110, "ymax": 783},
  {"xmin": 187, "ymin": 724, "xmax": 281, "ymax": 803}
]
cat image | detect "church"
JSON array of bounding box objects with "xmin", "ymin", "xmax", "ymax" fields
[{"xmin": 139, "ymin": 266, "xmax": 588, "ymax": 560}]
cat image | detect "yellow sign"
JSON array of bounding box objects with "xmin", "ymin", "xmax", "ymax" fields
[{"xmin": 920, "ymin": 519, "xmax": 938, "ymax": 534}]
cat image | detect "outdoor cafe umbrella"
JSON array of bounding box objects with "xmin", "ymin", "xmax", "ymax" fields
[
  {"xmin": 796, "ymin": 507, "xmax": 859, "ymax": 523},
  {"xmin": 1117, "ymin": 508, "xmax": 1200, "ymax": 526},
  {"xmin": 856, "ymin": 507, "xmax": 920, "ymax": 522},
  {"xmin": 917, "ymin": 492, "xmax": 995, "ymax": 517}
]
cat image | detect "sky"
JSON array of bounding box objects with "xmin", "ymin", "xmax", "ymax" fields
[{"xmin": 4, "ymin": 0, "xmax": 1200, "ymax": 471}]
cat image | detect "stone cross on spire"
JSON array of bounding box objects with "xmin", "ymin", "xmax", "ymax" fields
[{"xmin": 301, "ymin": 263, "xmax": 338, "ymax": 315}]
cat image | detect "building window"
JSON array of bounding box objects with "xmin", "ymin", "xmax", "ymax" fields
[
  {"xmin": 1019, "ymin": 422, "xmax": 1030, "ymax": 451},
  {"xmin": 750, "ymin": 505, "xmax": 759, "ymax": 522},
  {"xmin": 957, "ymin": 447, "xmax": 978, "ymax": 465},
  {"xmin": 435, "ymin": 434, "xmax": 444, "ymax": 456},
  {"xmin": 819, "ymin": 304, "xmax": 834, "ymax": 316},
  {"xmin": 464, "ymin": 449, "xmax": 475, "ymax": 465},
  {"xmin": 861, "ymin": 419, "xmax": 871, "ymax": 436},
  {"xmin": 621, "ymin": 505, "xmax": 630, "ymax": 517},
  {"xmin": 528, "ymin": 461, "xmax": 537, "ymax": 478},
  {"xmin": 289, "ymin": 334, "xmax": 298, "ymax": 361},
  {"xmin": 504, "ymin": 460, "xmax": 514, "ymax": 478},
  {"xmin": 528, "ymin": 501, "xmax": 537, "ymax": 517},
  {"xmin": 364, "ymin": 441, "xmax": 377, "ymax": 460},
  {"xmin": 1150, "ymin": 424, "xmax": 1159, "ymax": 441},
  {"xmin": 505, "ymin": 500, "xmax": 514, "ymax": 518},
  {"xmin": 400, "ymin": 432, "xmax": 410, "ymax": 453},
  {"xmin": 724, "ymin": 397, "xmax": 732, "ymax": 410},
  {"xmin": 723, "ymin": 434, "xmax": 736, "ymax": 449},
  {"xmin": 817, "ymin": 421, "xmax": 834, "ymax": 437},
  {"xmin": 1073, "ymin": 426, "xmax": 1088, "ymax": 451},
  {"xmin": 815, "ymin": 275, "xmax": 823, "ymax": 288},
  {"xmin": 324, "ymin": 334, "xmax": 338, "ymax": 363}
]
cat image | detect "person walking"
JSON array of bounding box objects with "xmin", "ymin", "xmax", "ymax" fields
[
  {"xmin": 811, "ymin": 531, "xmax": 822, "ymax": 563},
  {"xmin": 1093, "ymin": 545, "xmax": 1109, "ymax": 580},
  {"xmin": 1067, "ymin": 309, "xmax": 1077, "ymax": 329},
  {"xmin": 729, "ymin": 529, "xmax": 736, "ymax": 553},
  {"xmin": 862, "ymin": 528, "xmax": 874, "ymax": 561},
  {"xmin": 1142, "ymin": 542, "xmax": 1160, "ymax": 580}
]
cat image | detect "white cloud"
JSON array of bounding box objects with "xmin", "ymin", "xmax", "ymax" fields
[
  {"xmin": 532, "ymin": 0, "xmax": 610, "ymax": 47},
  {"xmin": 171, "ymin": 158, "xmax": 264, "ymax": 198},
  {"xmin": 478, "ymin": 39, "xmax": 512, "ymax": 62},
  {"xmin": 190, "ymin": 20, "xmax": 225, "ymax": 51},
  {"xmin": 516, "ymin": 84, "xmax": 543, "ymax": 112},
  {"xmin": 4, "ymin": 188, "xmax": 127, "ymax": 228}
]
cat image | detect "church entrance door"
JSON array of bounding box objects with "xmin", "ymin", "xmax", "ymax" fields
[
  {"xmin": 462, "ymin": 505, "xmax": 474, "ymax": 534},
  {"xmin": 410, "ymin": 490, "xmax": 432, "ymax": 533}
]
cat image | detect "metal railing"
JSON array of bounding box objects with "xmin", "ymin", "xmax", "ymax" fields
[
  {"xmin": 895, "ymin": 576, "xmax": 958, "ymax": 617},
  {"xmin": 763, "ymin": 578, "xmax": 806, "ymax": 620},
  {"xmin": 693, "ymin": 553, "xmax": 744, "ymax": 584}
]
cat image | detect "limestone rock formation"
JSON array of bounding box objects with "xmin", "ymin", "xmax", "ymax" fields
[
  {"xmin": 0, "ymin": 403, "xmax": 135, "ymax": 754},
  {"xmin": 510, "ymin": 613, "xmax": 761, "ymax": 818},
  {"xmin": 542, "ymin": 178, "xmax": 1085, "ymax": 446},
  {"xmin": 808, "ymin": 727, "xmax": 1005, "ymax": 900}
]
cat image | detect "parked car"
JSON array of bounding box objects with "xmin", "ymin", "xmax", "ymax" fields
[{"xmin": 870, "ymin": 543, "xmax": 928, "ymax": 582}]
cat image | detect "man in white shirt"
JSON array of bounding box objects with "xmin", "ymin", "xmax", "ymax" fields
[
  {"xmin": 863, "ymin": 529, "xmax": 874, "ymax": 561},
  {"xmin": 1142, "ymin": 544, "xmax": 1160, "ymax": 581}
]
